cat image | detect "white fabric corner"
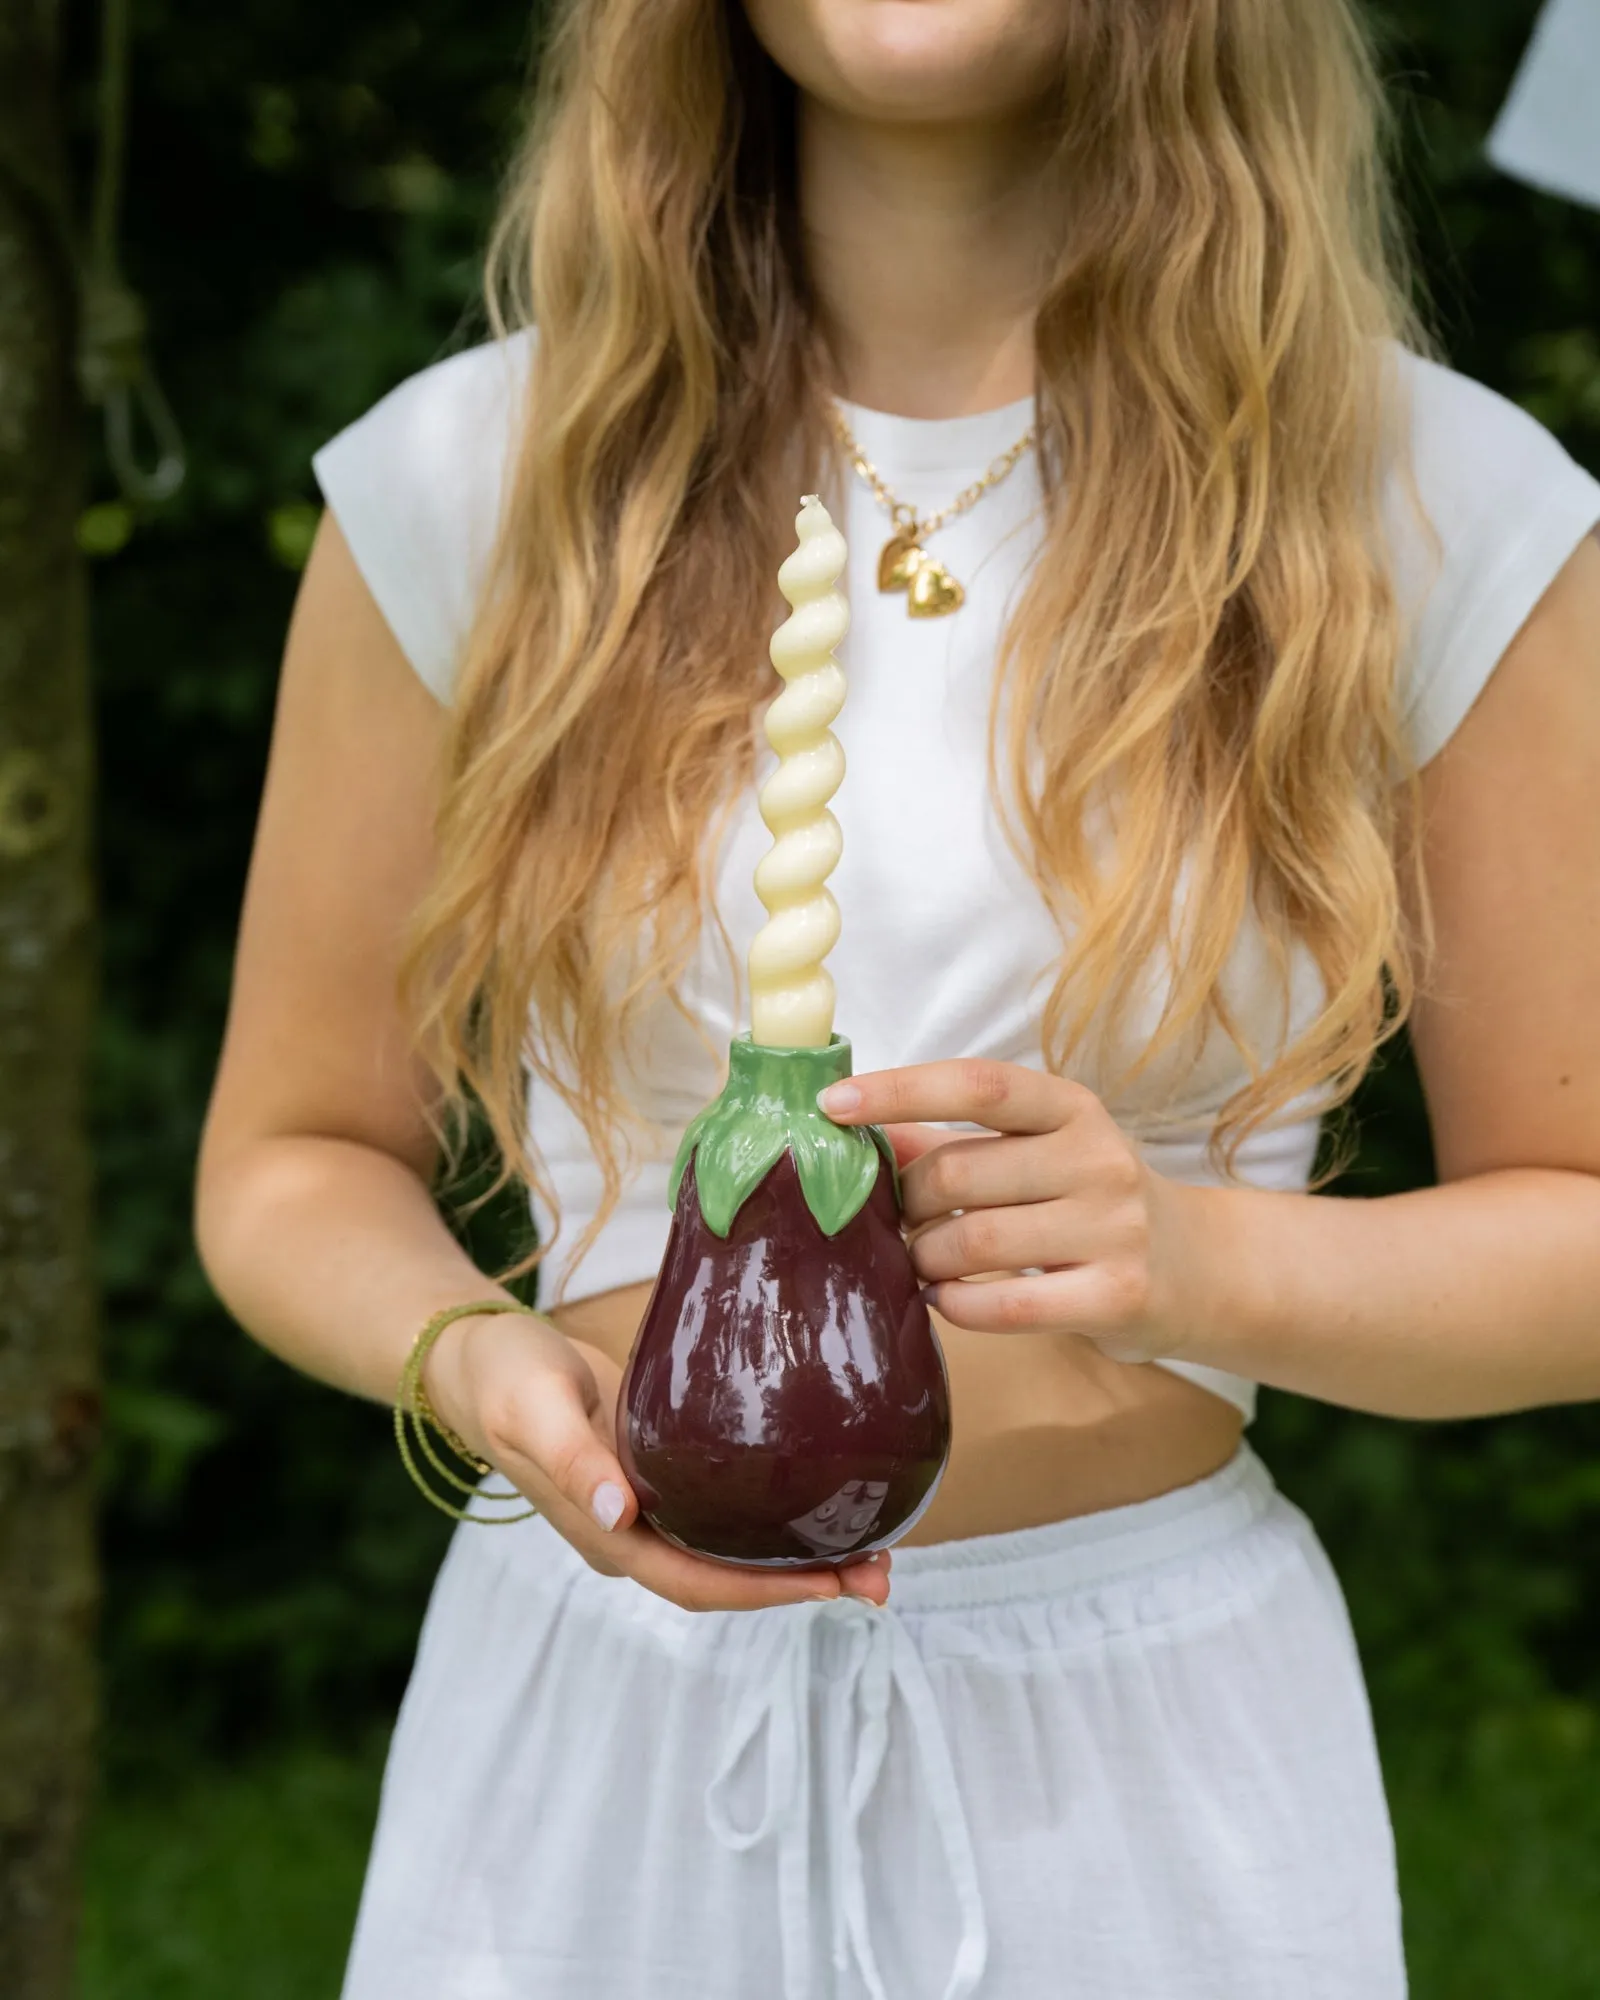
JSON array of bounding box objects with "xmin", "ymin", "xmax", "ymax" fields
[{"xmin": 1488, "ymin": 0, "xmax": 1600, "ymax": 211}]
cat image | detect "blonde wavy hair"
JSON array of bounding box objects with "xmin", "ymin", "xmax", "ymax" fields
[{"xmin": 404, "ymin": 0, "xmax": 1431, "ymax": 1290}]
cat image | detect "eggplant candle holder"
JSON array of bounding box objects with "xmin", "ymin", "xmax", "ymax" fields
[{"xmin": 617, "ymin": 496, "xmax": 952, "ymax": 1567}]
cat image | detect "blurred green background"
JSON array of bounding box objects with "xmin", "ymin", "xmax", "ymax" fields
[{"xmin": 67, "ymin": 0, "xmax": 1600, "ymax": 1994}]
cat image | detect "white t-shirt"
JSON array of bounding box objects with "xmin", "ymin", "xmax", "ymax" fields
[{"xmin": 313, "ymin": 330, "xmax": 1600, "ymax": 1421}]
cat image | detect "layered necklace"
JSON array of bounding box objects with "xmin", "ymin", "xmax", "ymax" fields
[{"xmin": 825, "ymin": 398, "xmax": 1036, "ymax": 618}]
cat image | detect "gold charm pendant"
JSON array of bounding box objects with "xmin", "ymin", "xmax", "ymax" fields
[
  {"xmin": 907, "ymin": 555, "xmax": 964, "ymax": 617},
  {"xmin": 877, "ymin": 531, "xmax": 923, "ymax": 592},
  {"xmin": 877, "ymin": 533, "xmax": 965, "ymax": 617}
]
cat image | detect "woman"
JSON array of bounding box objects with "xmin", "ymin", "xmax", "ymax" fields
[{"xmin": 195, "ymin": 1, "xmax": 1600, "ymax": 1994}]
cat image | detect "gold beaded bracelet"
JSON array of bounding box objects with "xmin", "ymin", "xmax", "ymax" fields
[{"xmin": 394, "ymin": 1299, "xmax": 544, "ymax": 1525}]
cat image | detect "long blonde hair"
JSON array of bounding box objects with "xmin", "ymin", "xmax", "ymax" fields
[{"xmin": 404, "ymin": 0, "xmax": 1430, "ymax": 1287}]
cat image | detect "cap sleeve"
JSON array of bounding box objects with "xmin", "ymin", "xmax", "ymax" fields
[
  {"xmin": 310, "ymin": 330, "xmax": 534, "ymax": 704},
  {"xmin": 1386, "ymin": 349, "xmax": 1600, "ymax": 768}
]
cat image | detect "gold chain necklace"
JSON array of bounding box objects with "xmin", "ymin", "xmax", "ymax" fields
[{"xmin": 825, "ymin": 399, "xmax": 1036, "ymax": 618}]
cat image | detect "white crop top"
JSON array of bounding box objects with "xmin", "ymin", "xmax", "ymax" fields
[{"xmin": 313, "ymin": 332, "xmax": 1600, "ymax": 1423}]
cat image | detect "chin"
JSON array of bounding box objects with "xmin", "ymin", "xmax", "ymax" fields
[{"xmin": 744, "ymin": 0, "xmax": 1064, "ymax": 125}]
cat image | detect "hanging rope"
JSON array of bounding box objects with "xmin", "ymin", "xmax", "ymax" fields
[{"xmin": 78, "ymin": 0, "xmax": 186, "ymax": 504}]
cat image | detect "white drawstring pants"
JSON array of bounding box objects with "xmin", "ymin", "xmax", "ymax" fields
[{"xmin": 341, "ymin": 1445, "xmax": 1406, "ymax": 1998}]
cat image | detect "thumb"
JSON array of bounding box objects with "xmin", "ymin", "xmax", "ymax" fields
[{"xmin": 509, "ymin": 1361, "xmax": 638, "ymax": 1535}]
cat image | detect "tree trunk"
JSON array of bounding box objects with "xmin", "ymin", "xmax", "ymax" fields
[{"xmin": 0, "ymin": 0, "xmax": 102, "ymax": 1992}]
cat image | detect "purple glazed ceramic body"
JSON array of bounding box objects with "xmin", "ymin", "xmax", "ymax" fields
[{"xmin": 617, "ymin": 1042, "xmax": 952, "ymax": 1568}]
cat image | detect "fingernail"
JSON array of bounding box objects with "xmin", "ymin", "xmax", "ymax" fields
[
  {"xmin": 918, "ymin": 1283, "xmax": 941, "ymax": 1310},
  {"xmin": 591, "ymin": 1481, "xmax": 627, "ymax": 1530},
  {"xmin": 817, "ymin": 1082, "xmax": 862, "ymax": 1115}
]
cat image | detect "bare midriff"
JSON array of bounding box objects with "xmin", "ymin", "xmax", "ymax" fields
[{"xmin": 550, "ymin": 1279, "xmax": 1244, "ymax": 1546}]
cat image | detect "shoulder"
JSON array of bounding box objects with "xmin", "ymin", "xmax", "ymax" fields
[
  {"xmin": 311, "ymin": 328, "xmax": 537, "ymax": 703},
  {"xmin": 1380, "ymin": 345, "xmax": 1600, "ymax": 767}
]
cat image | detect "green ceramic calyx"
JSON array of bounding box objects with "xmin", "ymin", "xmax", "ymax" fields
[{"xmin": 668, "ymin": 1034, "xmax": 900, "ymax": 1238}]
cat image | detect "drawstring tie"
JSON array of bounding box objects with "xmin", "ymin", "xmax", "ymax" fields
[{"xmin": 706, "ymin": 1596, "xmax": 988, "ymax": 2000}]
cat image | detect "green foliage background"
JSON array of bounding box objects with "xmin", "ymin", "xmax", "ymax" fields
[{"xmin": 70, "ymin": 0, "xmax": 1600, "ymax": 1985}]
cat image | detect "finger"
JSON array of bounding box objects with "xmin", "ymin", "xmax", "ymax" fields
[
  {"xmin": 838, "ymin": 1551, "xmax": 892, "ymax": 1605},
  {"xmin": 899, "ymin": 1129, "xmax": 1061, "ymax": 1226},
  {"xmin": 819, "ymin": 1059, "xmax": 1087, "ymax": 1138},
  {"xmin": 491, "ymin": 1409, "xmax": 878, "ymax": 1611},
  {"xmin": 563, "ymin": 1337, "xmax": 625, "ymax": 1449},
  {"xmin": 598, "ymin": 1523, "xmax": 865, "ymax": 1612},
  {"xmin": 910, "ymin": 1198, "xmax": 1089, "ymax": 1286},
  {"xmin": 503, "ymin": 1368, "xmax": 639, "ymax": 1529},
  {"xmin": 879, "ymin": 1121, "xmax": 969, "ymax": 1169},
  {"xmin": 925, "ymin": 1265, "xmax": 1133, "ymax": 1338},
  {"xmin": 610, "ymin": 1525, "xmax": 893, "ymax": 1612},
  {"xmin": 495, "ymin": 1448, "xmax": 864, "ymax": 1611}
]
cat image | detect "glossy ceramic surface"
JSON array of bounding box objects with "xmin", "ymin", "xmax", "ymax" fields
[{"xmin": 618, "ymin": 1145, "xmax": 952, "ymax": 1568}]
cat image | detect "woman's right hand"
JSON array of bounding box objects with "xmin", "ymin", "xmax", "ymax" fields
[{"xmin": 423, "ymin": 1309, "xmax": 891, "ymax": 1613}]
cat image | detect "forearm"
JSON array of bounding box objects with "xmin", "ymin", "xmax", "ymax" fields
[
  {"xmin": 1178, "ymin": 1167, "xmax": 1600, "ymax": 1418},
  {"xmin": 195, "ymin": 1133, "xmax": 523, "ymax": 1408}
]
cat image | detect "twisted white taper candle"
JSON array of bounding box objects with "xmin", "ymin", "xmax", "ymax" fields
[{"xmin": 749, "ymin": 494, "xmax": 849, "ymax": 1048}]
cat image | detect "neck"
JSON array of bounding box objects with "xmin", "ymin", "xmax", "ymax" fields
[{"xmin": 798, "ymin": 100, "xmax": 1057, "ymax": 420}]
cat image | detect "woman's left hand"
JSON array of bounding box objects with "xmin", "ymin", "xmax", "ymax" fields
[{"xmin": 818, "ymin": 1059, "xmax": 1199, "ymax": 1360}]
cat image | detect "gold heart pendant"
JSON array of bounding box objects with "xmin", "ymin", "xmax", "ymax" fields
[
  {"xmin": 907, "ymin": 555, "xmax": 964, "ymax": 617},
  {"xmin": 877, "ymin": 532, "xmax": 924, "ymax": 592}
]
